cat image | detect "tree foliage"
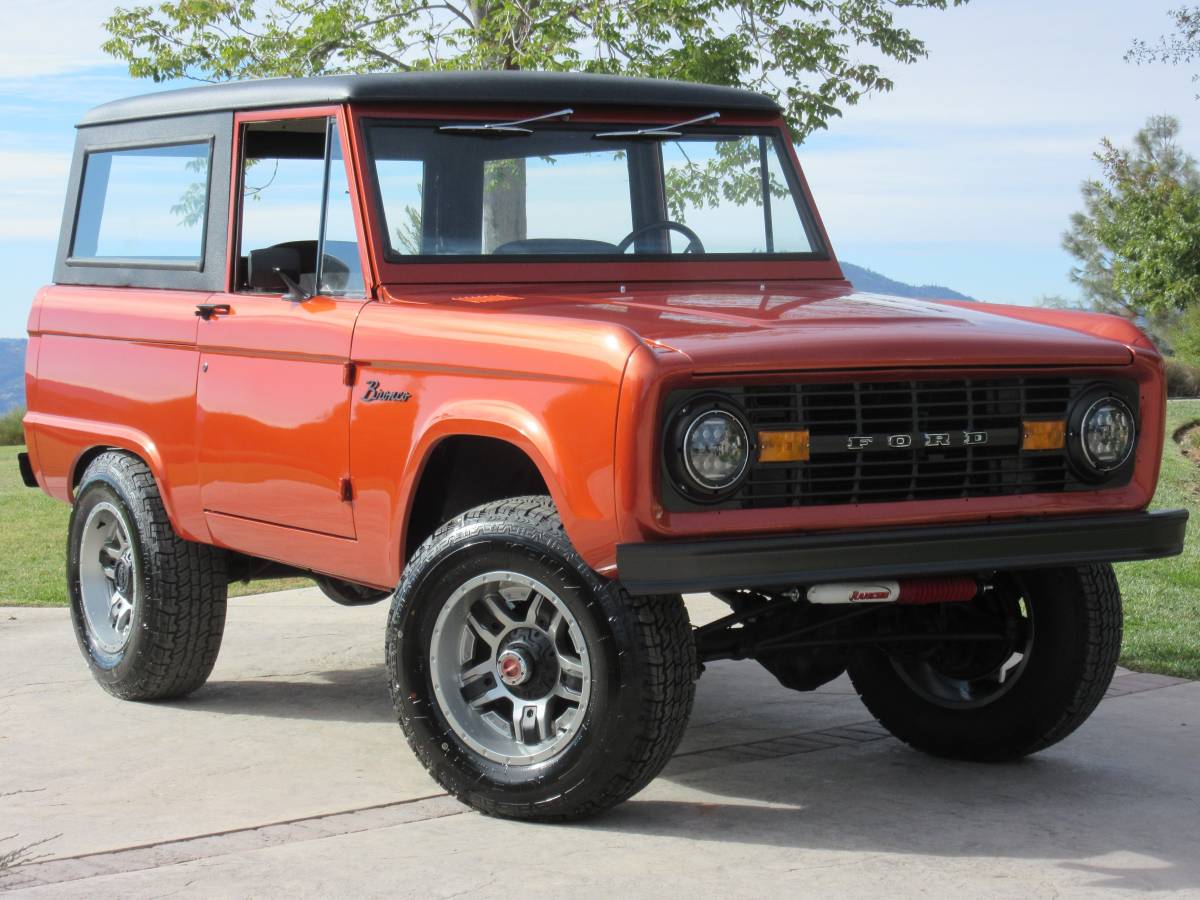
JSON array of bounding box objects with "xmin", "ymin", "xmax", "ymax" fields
[
  {"xmin": 1063, "ymin": 115, "xmax": 1200, "ymax": 323},
  {"xmin": 103, "ymin": 0, "xmax": 968, "ymax": 141},
  {"xmin": 1128, "ymin": 5, "xmax": 1200, "ymax": 93}
]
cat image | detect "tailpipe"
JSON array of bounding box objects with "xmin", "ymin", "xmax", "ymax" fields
[{"xmin": 806, "ymin": 576, "xmax": 978, "ymax": 606}]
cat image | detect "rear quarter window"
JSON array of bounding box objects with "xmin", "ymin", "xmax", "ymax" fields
[{"xmin": 70, "ymin": 141, "xmax": 213, "ymax": 266}]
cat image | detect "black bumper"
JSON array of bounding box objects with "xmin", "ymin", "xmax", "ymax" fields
[
  {"xmin": 17, "ymin": 451, "xmax": 37, "ymax": 488},
  {"xmin": 616, "ymin": 509, "xmax": 1189, "ymax": 595}
]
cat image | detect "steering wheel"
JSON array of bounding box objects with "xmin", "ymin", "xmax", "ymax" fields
[{"xmin": 615, "ymin": 220, "xmax": 706, "ymax": 255}]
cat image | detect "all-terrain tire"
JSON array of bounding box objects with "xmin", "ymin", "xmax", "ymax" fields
[
  {"xmin": 847, "ymin": 565, "xmax": 1122, "ymax": 761},
  {"xmin": 68, "ymin": 451, "xmax": 228, "ymax": 700},
  {"xmin": 386, "ymin": 496, "xmax": 696, "ymax": 820}
]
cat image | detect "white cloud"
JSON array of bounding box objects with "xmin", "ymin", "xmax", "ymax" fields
[
  {"xmin": 0, "ymin": 149, "xmax": 71, "ymax": 239},
  {"xmin": 0, "ymin": 0, "xmax": 116, "ymax": 77}
]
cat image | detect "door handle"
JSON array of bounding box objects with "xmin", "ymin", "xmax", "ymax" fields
[{"xmin": 195, "ymin": 303, "xmax": 232, "ymax": 321}]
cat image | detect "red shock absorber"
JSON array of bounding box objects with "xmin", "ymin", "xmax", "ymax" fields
[{"xmin": 895, "ymin": 576, "xmax": 978, "ymax": 605}]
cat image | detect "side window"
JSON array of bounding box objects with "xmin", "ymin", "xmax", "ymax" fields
[
  {"xmin": 237, "ymin": 118, "xmax": 364, "ymax": 297},
  {"xmin": 320, "ymin": 128, "xmax": 365, "ymax": 295},
  {"xmin": 72, "ymin": 142, "xmax": 212, "ymax": 263}
]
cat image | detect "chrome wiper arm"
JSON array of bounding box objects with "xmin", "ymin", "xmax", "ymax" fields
[
  {"xmin": 438, "ymin": 107, "xmax": 574, "ymax": 136},
  {"xmin": 593, "ymin": 111, "xmax": 721, "ymax": 140}
]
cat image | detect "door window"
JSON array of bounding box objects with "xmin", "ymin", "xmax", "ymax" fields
[{"xmin": 237, "ymin": 118, "xmax": 365, "ymax": 296}]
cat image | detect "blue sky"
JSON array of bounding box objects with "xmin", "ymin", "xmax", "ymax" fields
[{"xmin": 2, "ymin": 0, "xmax": 1198, "ymax": 337}]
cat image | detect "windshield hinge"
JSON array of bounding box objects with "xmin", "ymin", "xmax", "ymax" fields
[{"xmin": 344, "ymin": 361, "xmax": 358, "ymax": 387}]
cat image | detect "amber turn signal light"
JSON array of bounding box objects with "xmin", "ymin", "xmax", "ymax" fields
[
  {"xmin": 1022, "ymin": 420, "xmax": 1066, "ymax": 451},
  {"xmin": 758, "ymin": 429, "xmax": 810, "ymax": 462}
]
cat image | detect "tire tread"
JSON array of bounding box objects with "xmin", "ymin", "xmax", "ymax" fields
[{"xmin": 74, "ymin": 452, "xmax": 227, "ymax": 701}]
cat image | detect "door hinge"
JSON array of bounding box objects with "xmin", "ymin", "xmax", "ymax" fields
[
  {"xmin": 343, "ymin": 361, "xmax": 358, "ymax": 387},
  {"xmin": 339, "ymin": 476, "xmax": 354, "ymax": 502}
]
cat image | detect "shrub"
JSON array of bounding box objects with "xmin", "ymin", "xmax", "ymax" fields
[
  {"xmin": 0, "ymin": 407, "xmax": 25, "ymax": 446},
  {"xmin": 1166, "ymin": 359, "xmax": 1200, "ymax": 398}
]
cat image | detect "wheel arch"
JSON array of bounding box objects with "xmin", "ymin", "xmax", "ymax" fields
[
  {"xmin": 66, "ymin": 438, "xmax": 199, "ymax": 543},
  {"xmin": 399, "ymin": 417, "xmax": 561, "ymax": 564}
]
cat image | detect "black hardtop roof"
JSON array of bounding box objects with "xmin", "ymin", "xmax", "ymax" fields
[{"xmin": 78, "ymin": 71, "xmax": 781, "ymax": 127}]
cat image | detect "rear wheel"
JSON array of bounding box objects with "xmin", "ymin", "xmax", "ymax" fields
[
  {"xmin": 386, "ymin": 496, "xmax": 696, "ymax": 820},
  {"xmin": 847, "ymin": 565, "xmax": 1121, "ymax": 761},
  {"xmin": 68, "ymin": 451, "xmax": 228, "ymax": 700}
]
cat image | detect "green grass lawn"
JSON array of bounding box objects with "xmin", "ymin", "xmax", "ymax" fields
[
  {"xmin": 0, "ymin": 445, "xmax": 310, "ymax": 605},
  {"xmin": 1116, "ymin": 399, "xmax": 1200, "ymax": 679},
  {"xmin": 2, "ymin": 412, "xmax": 1198, "ymax": 678}
]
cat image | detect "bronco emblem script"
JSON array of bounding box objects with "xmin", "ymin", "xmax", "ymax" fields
[{"xmin": 362, "ymin": 380, "xmax": 411, "ymax": 403}]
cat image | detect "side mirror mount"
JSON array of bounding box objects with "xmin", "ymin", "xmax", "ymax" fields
[{"xmin": 247, "ymin": 246, "xmax": 311, "ymax": 300}]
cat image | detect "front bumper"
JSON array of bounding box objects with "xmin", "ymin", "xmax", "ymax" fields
[{"xmin": 616, "ymin": 509, "xmax": 1189, "ymax": 595}]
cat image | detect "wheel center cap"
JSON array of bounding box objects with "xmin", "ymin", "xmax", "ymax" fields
[{"xmin": 497, "ymin": 649, "xmax": 531, "ymax": 687}]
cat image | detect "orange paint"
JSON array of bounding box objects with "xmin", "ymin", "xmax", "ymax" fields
[{"xmin": 20, "ymin": 97, "xmax": 1171, "ymax": 590}]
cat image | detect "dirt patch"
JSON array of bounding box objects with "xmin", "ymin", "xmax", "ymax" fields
[{"xmin": 1173, "ymin": 420, "xmax": 1200, "ymax": 467}]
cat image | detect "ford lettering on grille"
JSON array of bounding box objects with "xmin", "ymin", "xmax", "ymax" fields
[{"xmin": 833, "ymin": 430, "xmax": 993, "ymax": 453}]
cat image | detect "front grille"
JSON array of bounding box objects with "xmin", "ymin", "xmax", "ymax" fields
[{"xmin": 736, "ymin": 377, "xmax": 1088, "ymax": 509}]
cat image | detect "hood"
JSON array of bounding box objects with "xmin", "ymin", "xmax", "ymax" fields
[{"xmin": 382, "ymin": 282, "xmax": 1135, "ymax": 372}]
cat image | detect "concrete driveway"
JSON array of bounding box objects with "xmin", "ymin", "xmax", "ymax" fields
[{"xmin": 2, "ymin": 589, "xmax": 1197, "ymax": 898}]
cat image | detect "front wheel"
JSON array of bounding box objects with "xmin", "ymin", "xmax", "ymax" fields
[
  {"xmin": 847, "ymin": 565, "xmax": 1122, "ymax": 761},
  {"xmin": 386, "ymin": 497, "xmax": 696, "ymax": 820}
]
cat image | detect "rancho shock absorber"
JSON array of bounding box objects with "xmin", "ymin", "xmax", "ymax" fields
[{"xmin": 806, "ymin": 576, "xmax": 978, "ymax": 605}]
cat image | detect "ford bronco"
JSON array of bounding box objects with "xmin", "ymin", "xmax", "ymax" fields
[{"xmin": 19, "ymin": 72, "xmax": 1188, "ymax": 820}]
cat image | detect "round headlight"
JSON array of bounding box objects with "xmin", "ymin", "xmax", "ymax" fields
[
  {"xmin": 666, "ymin": 398, "xmax": 753, "ymax": 500},
  {"xmin": 682, "ymin": 410, "xmax": 750, "ymax": 490},
  {"xmin": 1078, "ymin": 395, "xmax": 1135, "ymax": 473}
]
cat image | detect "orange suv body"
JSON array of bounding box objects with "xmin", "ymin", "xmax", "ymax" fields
[{"xmin": 19, "ymin": 72, "xmax": 1187, "ymax": 820}]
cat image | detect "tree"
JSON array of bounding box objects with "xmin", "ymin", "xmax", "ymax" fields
[
  {"xmin": 103, "ymin": 0, "xmax": 968, "ymax": 143},
  {"xmin": 1128, "ymin": 6, "xmax": 1200, "ymax": 93},
  {"xmin": 1063, "ymin": 115, "xmax": 1200, "ymax": 325}
]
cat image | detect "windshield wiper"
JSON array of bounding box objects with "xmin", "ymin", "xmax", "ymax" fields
[
  {"xmin": 593, "ymin": 111, "xmax": 720, "ymax": 140},
  {"xmin": 439, "ymin": 107, "xmax": 574, "ymax": 136}
]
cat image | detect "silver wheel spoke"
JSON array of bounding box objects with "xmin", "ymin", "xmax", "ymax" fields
[
  {"xmin": 554, "ymin": 678, "xmax": 582, "ymax": 701},
  {"xmin": 558, "ymin": 654, "xmax": 585, "ymax": 679},
  {"xmin": 512, "ymin": 701, "xmax": 551, "ymax": 745},
  {"xmin": 466, "ymin": 612, "xmax": 499, "ymax": 648},
  {"xmin": 468, "ymin": 685, "xmax": 507, "ymax": 710},
  {"xmin": 481, "ymin": 593, "xmax": 518, "ymax": 628},
  {"xmin": 460, "ymin": 660, "xmax": 493, "ymax": 685},
  {"xmin": 533, "ymin": 700, "xmax": 552, "ymax": 743}
]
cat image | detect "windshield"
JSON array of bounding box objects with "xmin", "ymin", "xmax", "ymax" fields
[{"xmin": 365, "ymin": 122, "xmax": 823, "ymax": 260}]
